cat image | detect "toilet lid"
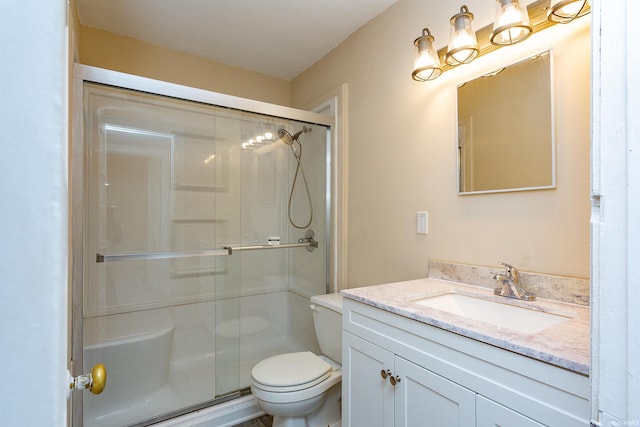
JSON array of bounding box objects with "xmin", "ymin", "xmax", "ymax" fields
[{"xmin": 251, "ymin": 351, "xmax": 332, "ymax": 388}]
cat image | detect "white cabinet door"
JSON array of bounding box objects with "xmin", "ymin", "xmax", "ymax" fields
[
  {"xmin": 394, "ymin": 356, "xmax": 476, "ymax": 427},
  {"xmin": 476, "ymin": 395, "xmax": 545, "ymax": 427},
  {"xmin": 342, "ymin": 331, "xmax": 395, "ymax": 427}
]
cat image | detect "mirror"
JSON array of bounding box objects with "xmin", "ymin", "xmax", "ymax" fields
[{"xmin": 457, "ymin": 51, "xmax": 555, "ymax": 194}]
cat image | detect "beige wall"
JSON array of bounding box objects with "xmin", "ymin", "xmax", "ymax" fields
[
  {"xmin": 72, "ymin": 0, "xmax": 591, "ymax": 288},
  {"xmin": 292, "ymin": 0, "xmax": 591, "ymax": 287},
  {"xmin": 77, "ymin": 25, "xmax": 292, "ymax": 106}
]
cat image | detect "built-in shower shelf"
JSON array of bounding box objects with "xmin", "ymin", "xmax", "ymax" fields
[
  {"xmin": 170, "ymin": 267, "xmax": 228, "ymax": 279},
  {"xmin": 172, "ymin": 218, "xmax": 227, "ymax": 224},
  {"xmin": 173, "ymin": 183, "xmax": 228, "ymax": 193}
]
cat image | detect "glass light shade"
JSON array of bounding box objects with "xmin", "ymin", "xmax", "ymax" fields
[
  {"xmin": 445, "ymin": 5, "xmax": 479, "ymax": 66},
  {"xmin": 412, "ymin": 28, "xmax": 443, "ymax": 82},
  {"xmin": 490, "ymin": 0, "xmax": 533, "ymax": 46},
  {"xmin": 548, "ymin": 0, "xmax": 591, "ymax": 23}
]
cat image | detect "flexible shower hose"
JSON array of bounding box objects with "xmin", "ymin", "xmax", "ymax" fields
[{"xmin": 288, "ymin": 141, "xmax": 313, "ymax": 229}]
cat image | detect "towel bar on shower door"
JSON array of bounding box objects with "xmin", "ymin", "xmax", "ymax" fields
[{"xmin": 96, "ymin": 230, "xmax": 318, "ymax": 263}]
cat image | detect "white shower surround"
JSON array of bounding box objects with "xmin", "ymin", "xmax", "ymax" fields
[
  {"xmin": 82, "ymin": 291, "xmax": 319, "ymax": 426},
  {"xmin": 73, "ymin": 65, "xmax": 333, "ymax": 426}
]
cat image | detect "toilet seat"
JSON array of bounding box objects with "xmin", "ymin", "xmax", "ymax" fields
[
  {"xmin": 251, "ymin": 351, "xmax": 332, "ymax": 393},
  {"xmin": 251, "ymin": 362, "xmax": 342, "ymax": 405}
]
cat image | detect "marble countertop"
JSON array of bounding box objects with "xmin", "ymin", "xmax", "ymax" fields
[{"xmin": 341, "ymin": 278, "xmax": 590, "ymax": 375}]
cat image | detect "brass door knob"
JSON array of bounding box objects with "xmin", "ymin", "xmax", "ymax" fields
[
  {"xmin": 90, "ymin": 363, "xmax": 107, "ymax": 395},
  {"xmin": 69, "ymin": 363, "xmax": 107, "ymax": 395},
  {"xmin": 380, "ymin": 369, "xmax": 392, "ymax": 379}
]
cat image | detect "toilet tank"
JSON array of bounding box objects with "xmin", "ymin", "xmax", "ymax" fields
[{"xmin": 310, "ymin": 293, "xmax": 343, "ymax": 364}]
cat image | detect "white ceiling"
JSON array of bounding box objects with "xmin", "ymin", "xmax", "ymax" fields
[{"xmin": 76, "ymin": 0, "xmax": 399, "ymax": 81}]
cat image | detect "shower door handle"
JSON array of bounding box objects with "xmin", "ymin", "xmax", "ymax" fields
[
  {"xmin": 225, "ymin": 230, "xmax": 318, "ymax": 254},
  {"xmin": 67, "ymin": 363, "xmax": 107, "ymax": 397},
  {"xmin": 96, "ymin": 249, "xmax": 230, "ymax": 263},
  {"xmin": 97, "ymin": 230, "xmax": 317, "ymax": 262}
]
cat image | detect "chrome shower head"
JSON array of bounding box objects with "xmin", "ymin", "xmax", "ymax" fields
[
  {"xmin": 277, "ymin": 126, "xmax": 312, "ymax": 145},
  {"xmin": 277, "ymin": 128, "xmax": 294, "ymax": 145}
]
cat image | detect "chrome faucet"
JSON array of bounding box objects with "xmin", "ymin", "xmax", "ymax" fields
[{"xmin": 492, "ymin": 262, "xmax": 535, "ymax": 301}]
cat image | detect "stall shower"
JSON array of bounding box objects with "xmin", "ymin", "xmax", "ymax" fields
[{"xmin": 72, "ymin": 67, "xmax": 332, "ymax": 427}]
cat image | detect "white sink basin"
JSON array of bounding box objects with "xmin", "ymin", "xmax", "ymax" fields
[{"xmin": 412, "ymin": 293, "xmax": 575, "ymax": 334}]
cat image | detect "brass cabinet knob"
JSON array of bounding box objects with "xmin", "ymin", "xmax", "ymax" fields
[
  {"xmin": 90, "ymin": 363, "xmax": 107, "ymax": 395},
  {"xmin": 380, "ymin": 369, "xmax": 392, "ymax": 379},
  {"xmin": 389, "ymin": 375, "xmax": 401, "ymax": 386}
]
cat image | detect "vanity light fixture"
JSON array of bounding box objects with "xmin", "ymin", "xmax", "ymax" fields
[
  {"xmin": 412, "ymin": 0, "xmax": 588, "ymax": 82},
  {"xmin": 412, "ymin": 28, "xmax": 443, "ymax": 81},
  {"xmin": 445, "ymin": 5, "xmax": 479, "ymax": 66},
  {"xmin": 490, "ymin": 0, "xmax": 533, "ymax": 45},
  {"xmin": 547, "ymin": 0, "xmax": 591, "ymax": 23}
]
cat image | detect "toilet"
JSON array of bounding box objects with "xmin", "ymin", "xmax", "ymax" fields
[{"xmin": 250, "ymin": 293, "xmax": 343, "ymax": 427}]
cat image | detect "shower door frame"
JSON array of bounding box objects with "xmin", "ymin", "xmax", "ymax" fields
[{"xmin": 70, "ymin": 64, "xmax": 334, "ymax": 426}]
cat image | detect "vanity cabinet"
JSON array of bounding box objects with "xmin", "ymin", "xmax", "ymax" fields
[
  {"xmin": 342, "ymin": 298, "xmax": 589, "ymax": 427},
  {"xmin": 343, "ymin": 331, "xmax": 475, "ymax": 427}
]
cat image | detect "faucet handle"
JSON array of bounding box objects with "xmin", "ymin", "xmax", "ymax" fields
[
  {"xmin": 497, "ymin": 261, "xmax": 519, "ymax": 282},
  {"xmin": 498, "ymin": 261, "xmax": 514, "ymax": 270},
  {"xmin": 490, "ymin": 272, "xmax": 506, "ymax": 280}
]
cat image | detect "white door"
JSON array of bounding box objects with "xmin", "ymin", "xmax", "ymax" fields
[
  {"xmin": 590, "ymin": 0, "xmax": 640, "ymax": 424},
  {"xmin": 394, "ymin": 356, "xmax": 476, "ymax": 427},
  {"xmin": 342, "ymin": 331, "xmax": 395, "ymax": 427},
  {"xmin": 0, "ymin": 1, "xmax": 69, "ymax": 426}
]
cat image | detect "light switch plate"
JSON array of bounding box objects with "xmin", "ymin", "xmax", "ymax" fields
[{"xmin": 417, "ymin": 211, "xmax": 428, "ymax": 234}]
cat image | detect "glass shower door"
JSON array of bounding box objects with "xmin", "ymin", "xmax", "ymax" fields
[
  {"xmin": 230, "ymin": 114, "xmax": 329, "ymax": 388},
  {"xmin": 82, "ymin": 82, "xmax": 241, "ymax": 426},
  {"xmin": 77, "ymin": 79, "xmax": 329, "ymax": 427}
]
